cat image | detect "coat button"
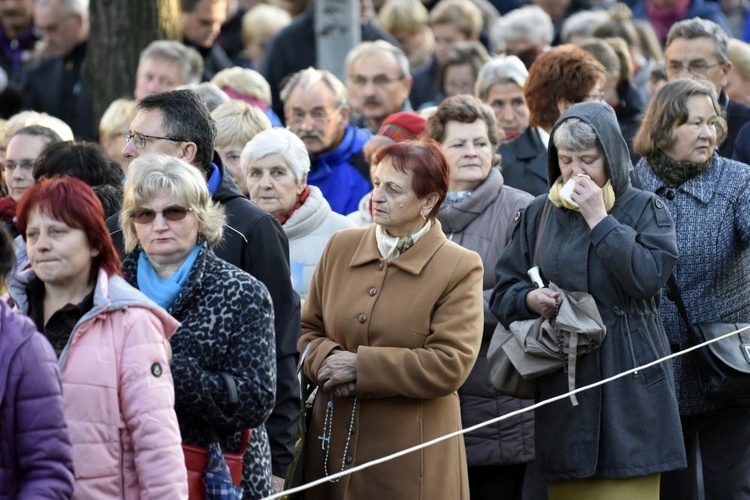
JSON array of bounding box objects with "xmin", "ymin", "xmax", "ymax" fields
[
  {"xmin": 368, "ymin": 287, "xmax": 377, "ymax": 296},
  {"xmin": 655, "ymin": 199, "xmax": 663, "ymax": 209},
  {"xmin": 378, "ymin": 262, "xmax": 384, "ymax": 270},
  {"xmin": 666, "ymin": 190, "xmax": 675, "ymax": 200},
  {"xmin": 346, "ymin": 455, "xmax": 353, "ymax": 464},
  {"xmin": 357, "ymin": 314, "xmax": 367, "ymax": 323}
]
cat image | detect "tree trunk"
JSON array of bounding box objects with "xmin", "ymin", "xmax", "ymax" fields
[{"xmin": 85, "ymin": 0, "xmax": 182, "ymax": 127}]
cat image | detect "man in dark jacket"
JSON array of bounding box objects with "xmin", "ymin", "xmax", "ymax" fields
[
  {"xmin": 18, "ymin": 0, "xmax": 93, "ymax": 139},
  {"xmin": 109, "ymin": 89, "xmax": 300, "ymax": 493},
  {"xmin": 260, "ymin": 0, "xmax": 396, "ymax": 122},
  {"xmin": 181, "ymin": 0, "xmax": 233, "ymax": 81},
  {"xmin": 664, "ymin": 17, "xmax": 750, "ymax": 159}
]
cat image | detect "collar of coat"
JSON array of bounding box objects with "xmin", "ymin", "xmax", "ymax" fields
[
  {"xmin": 636, "ymin": 152, "xmax": 725, "ymax": 206},
  {"xmin": 349, "ymin": 220, "xmax": 448, "ymax": 275}
]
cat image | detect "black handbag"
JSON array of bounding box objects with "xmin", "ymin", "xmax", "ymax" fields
[
  {"xmin": 668, "ymin": 276, "xmax": 750, "ymax": 407},
  {"xmin": 283, "ymin": 345, "xmax": 316, "ymax": 499}
]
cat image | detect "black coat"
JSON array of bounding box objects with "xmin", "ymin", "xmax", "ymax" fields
[
  {"xmin": 107, "ymin": 154, "xmax": 301, "ymax": 478},
  {"xmin": 409, "ymin": 57, "xmax": 438, "ymax": 111},
  {"xmin": 17, "ymin": 42, "xmax": 94, "ymax": 140},
  {"xmin": 498, "ymin": 126, "xmax": 548, "ymax": 197},
  {"xmin": 721, "ymin": 94, "xmax": 750, "ymax": 159},
  {"xmin": 260, "ymin": 7, "xmax": 396, "ymax": 121}
]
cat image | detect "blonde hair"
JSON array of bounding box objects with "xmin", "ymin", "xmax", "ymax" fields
[
  {"xmin": 2, "ymin": 111, "xmax": 74, "ymax": 146},
  {"xmin": 211, "ymin": 100, "xmax": 271, "ymax": 149},
  {"xmin": 120, "ymin": 154, "xmax": 225, "ymax": 252},
  {"xmin": 211, "ymin": 67, "xmax": 272, "ymax": 105},
  {"xmin": 729, "ymin": 39, "xmax": 750, "ymax": 80},
  {"xmin": 241, "ymin": 4, "xmax": 292, "ymax": 46},
  {"xmin": 429, "ymin": 0, "xmax": 483, "ymax": 39},
  {"xmin": 99, "ymin": 98, "xmax": 137, "ymax": 139},
  {"xmin": 378, "ymin": 0, "xmax": 429, "ymax": 34}
]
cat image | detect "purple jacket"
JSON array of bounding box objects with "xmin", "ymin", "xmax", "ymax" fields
[{"xmin": 0, "ymin": 300, "xmax": 74, "ymax": 499}]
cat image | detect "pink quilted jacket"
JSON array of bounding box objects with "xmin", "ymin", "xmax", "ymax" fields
[{"xmin": 11, "ymin": 269, "xmax": 188, "ymax": 499}]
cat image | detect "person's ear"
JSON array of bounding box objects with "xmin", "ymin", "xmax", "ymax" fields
[
  {"xmin": 421, "ymin": 192, "xmax": 440, "ymax": 219},
  {"xmin": 296, "ymin": 172, "xmax": 308, "ymax": 195},
  {"xmin": 180, "ymin": 141, "xmax": 199, "ymax": 164}
]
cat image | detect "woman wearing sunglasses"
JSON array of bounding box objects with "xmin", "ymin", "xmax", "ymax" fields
[
  {"xmin": 119, "ymin": 154, "xmax": 277, "ymax": 497},
  {"xmin": 9, "ymin": 176, "xmax": 187, "ymax": 498}
]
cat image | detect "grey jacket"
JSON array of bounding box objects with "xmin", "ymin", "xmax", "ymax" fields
[
  {"xmin": 438, "ymin": 167, "xmax": 535, "ymax": 467},
  {"xmin": 491, "ymin": 102, "xmax": 686, "ymax": 481}
]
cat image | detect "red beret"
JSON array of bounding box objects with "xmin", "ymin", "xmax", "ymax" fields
[{"xmin": 376, "ymin": 111, "xmax": 427, "ymax": 142}]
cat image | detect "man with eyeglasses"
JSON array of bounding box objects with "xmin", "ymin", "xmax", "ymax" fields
[
  {"xmin": 344, "ymin": 40, "xmax": 414, "ymax": 135},
  {"xmin": 17, "ymin": 0, "xmax": 93, "ymax": 140},
  {"xmin": 113, "ymin": 88, "xmax": 300, "ymax": 498},
  {"xmin": 280, "ymin": 67, "xmax": 372, "ymax": 216},
  {"xmin": 0, "ymin": 125, "xmax": 62, "ymax": 237},
  {"xmin": 664, "ymin": 18, "xmax": 750, "ymax": 159}
]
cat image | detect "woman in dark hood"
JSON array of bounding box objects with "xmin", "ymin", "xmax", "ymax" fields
[{"xmin": 491, "ymin": 102, "xmax": 686, "ymax": 499}]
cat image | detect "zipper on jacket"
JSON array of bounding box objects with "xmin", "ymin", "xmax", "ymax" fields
[{"xmin": 119, "ymin": 427, "xmax": 126, "ymax": 499}]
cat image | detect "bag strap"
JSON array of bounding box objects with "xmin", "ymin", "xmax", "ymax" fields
[
  {"xmin": 667, "ymin": 274, "xmax": 694, "ymax": 331},
  {"xmin": 211, "ymin": 372, "xmax": 245, "ymax": 445},
  {"xmin": 533, "ymin": 199, "xmax": 554, "ymax": 267}
]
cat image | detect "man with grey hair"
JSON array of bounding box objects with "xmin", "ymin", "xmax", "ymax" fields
[
  {"xmin": 345, "ymin": 40, "xmax": 413, "ymax": 134},
  {"xmin": 18, "ymin": 0, "xmax": 93, "ymax": 139},
  {"xmin": 281, "ymin": 67, "xmax": 372, "ymax": 215},
  {"xmin": 665, "ymin": 17, "xmax": 750, "ymax": 158},
  {"xmin": 134, "ymin": 40, "xmax": 203, "ymax": 100}
]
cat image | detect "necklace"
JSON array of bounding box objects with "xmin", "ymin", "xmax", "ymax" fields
[{"xmin": 319, "ymin": 394, "xmax": 357, "ymax": 482}]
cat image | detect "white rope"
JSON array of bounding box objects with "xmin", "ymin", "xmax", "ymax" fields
[{"xmin": 263, "ymin": 324, "xmax": 750, "ymax": 499}]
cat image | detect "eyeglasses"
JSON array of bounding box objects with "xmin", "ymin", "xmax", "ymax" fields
[
  {"xmin": 666, "ymin": 60, "xmax": 722, "ymax": 76},
  {"xmin": 3, "ymin": 159, "xmax": 35, "ymax": 172},
  {"xmin": 348, "ymin": 74, "xmax": 402, "ymax": 89},
  {"xmin": 285, "ymin": 104, "xmax": 344, "ymax": 126},
  {"xmin": 130, "ymin": 206, "xmax": 193, "ymax": 224},
  {"xmin": 124, "ymin": 132, "xmax": 187, "ymax": 150},
  {"xmin": 582, "ymin": 91, "xmax": 605, "ymax": 103}
]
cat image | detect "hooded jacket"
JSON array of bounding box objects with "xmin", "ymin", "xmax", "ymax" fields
[
  {"xmin": 10, "ymin": 269, "xmax": 188, "ymax": 499},
  {"xmin": 309, "ymin": 124, "xmax": 372, "ymax": 216},
  {"xmin": 0, "ymin": 300, "xmax": 75, "ymax": 499},
  {"xmin": 491, "ymin": 102, "xmax": 686, "ymax": 481}
]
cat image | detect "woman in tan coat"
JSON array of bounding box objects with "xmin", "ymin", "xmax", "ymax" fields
[{"xmin": 298, "ymin": 139, "xmax": 484, "ymax": 499}]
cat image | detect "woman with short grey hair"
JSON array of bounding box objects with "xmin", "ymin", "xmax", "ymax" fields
[{"xmin": 242, "ymin": 128, "xmax": 355, "ymax": 299}]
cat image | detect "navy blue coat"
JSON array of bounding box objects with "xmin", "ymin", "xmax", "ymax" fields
[
  {"xmin": 499, "ymin": 126, "xmax": 548, "ymax": 197},
  {"xmin": 491, "ymin": 103, "xmax": 686, "ymax": 481}
]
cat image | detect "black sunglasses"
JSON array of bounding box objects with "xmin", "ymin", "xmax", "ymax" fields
[{"xmin": 131, "ymin": 205, "xmax": 193, "ymax": 224}]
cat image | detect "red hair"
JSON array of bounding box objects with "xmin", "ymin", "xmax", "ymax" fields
[
  {"xmin": 374, "ymin": 139, "xmax": 450, "ymax": 220},
  {"xmin": 17, "ymin": 177, "xmax": 122, "ymax": 277}
]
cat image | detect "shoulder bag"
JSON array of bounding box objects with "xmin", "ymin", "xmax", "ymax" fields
[
  {"xmin": 667, "ymin": 275, "xmax": 750, "ymax": 407},
  {"xmin": 487, "ymin": 200, "xmax": 553, "ymax": 399},
  {"xmin": 283, "ymin": 344, "xmax": 316, "ymax": 499},
  {"xmin": 183, "ymin": 371, "xmax": 253, "ymax": 499}
]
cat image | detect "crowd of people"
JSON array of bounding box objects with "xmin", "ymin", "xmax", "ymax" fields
[{"xmin": 0, "ymin": 0, "xmax": 749, "ymax": 499}]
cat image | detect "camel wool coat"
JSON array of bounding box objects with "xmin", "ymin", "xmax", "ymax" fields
[{"xmin": 299, "ymin": 221, "xmax": 484, "ymax": 500}]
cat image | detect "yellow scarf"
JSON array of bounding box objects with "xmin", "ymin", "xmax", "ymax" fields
[{"xmin": 548, "ymin": 176, "xmax": 616, "ymax": 212}]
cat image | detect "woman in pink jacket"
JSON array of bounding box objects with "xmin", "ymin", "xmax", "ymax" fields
[{"xmin": 9, "ymin": 176, "xmax": 188, "ymax": 499}]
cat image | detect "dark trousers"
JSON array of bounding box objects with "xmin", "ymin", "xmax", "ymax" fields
[
  {"xmin": 469, "ymin": 464, "xmax": 526, "ymax": 500},
  {"xmin": 660, "ymin": 406, "xmax": 750, "ymax": 500}
]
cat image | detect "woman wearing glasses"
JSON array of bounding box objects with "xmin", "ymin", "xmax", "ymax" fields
[
  {"xmin": 119, "ymin": 154, "xmax": 278, "ymax": 497},
  {"xmin": 9, "ymin": 176, "xmax": 187, "ymax": 497}
]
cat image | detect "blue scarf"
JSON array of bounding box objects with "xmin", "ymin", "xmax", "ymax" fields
[{"xmin": 137, "ymin": 244, "xmax": 201, "ymax": 310}]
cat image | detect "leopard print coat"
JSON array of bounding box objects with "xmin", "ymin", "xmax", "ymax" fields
[{"xmin": 123, "ymin": 244, "xmax": 277, "ymax": 498}]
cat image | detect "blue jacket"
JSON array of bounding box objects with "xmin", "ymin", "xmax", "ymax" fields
[
  {"xmin": 492, "ymin": 103, "xmax": 685, "ymax": 480},
  {"xmin": 635, "ymin": 153, "xmax": 750, "ymax": 415},
  {"xmin": 309, "ymin": 124, "xmax": 372, "ymax": 215},
  {"xmin": 0, "ymin": 300, "xmax": 74, "ymax": 499}
]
